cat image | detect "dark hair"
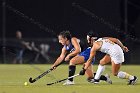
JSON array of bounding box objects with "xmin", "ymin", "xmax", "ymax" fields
[
  {"xmin": 87, "ymin": 31, "xmax": 98, "ymax": 38},
  {"xmin": 58, "ymin": 31, "xmax": 72, "ymax": 40}
]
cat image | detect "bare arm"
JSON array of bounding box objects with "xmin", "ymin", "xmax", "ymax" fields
[
  {"xmin": 21, "ymin": 41, "xmax": 32, "ymax": 50},
  {"xmin": 104, "ymin": 37, "xmax": 129, "ymax": 52},
  {"xmin": 65, "ymin": 37, "xmax": 81, "ymax": 61},
  {"xmin": 52, "ymin": 47, "xmax": 67, "ymax": 68},
  {"xmin": 84, "ymin": 42, "xmax": 100, "ymax": 69}
]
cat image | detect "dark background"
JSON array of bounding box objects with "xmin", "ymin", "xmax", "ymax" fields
[{"xmin": 0, "ymin": 0, "xmax": 140, "ymax": 64}]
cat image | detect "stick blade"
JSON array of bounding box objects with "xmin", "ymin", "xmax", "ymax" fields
[
  {"xmin": 46, "ymin": 83, "xmax": 53, "ymax": 86},
  {"xmin": 29, "ymin": 77, "xmax": 36, "ymax": 83}
]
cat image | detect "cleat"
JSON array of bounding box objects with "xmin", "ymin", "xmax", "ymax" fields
[
  {"xmin": 128, "ymin": 76, "xmax": 138, "ymax": 85},
  {"xmin": 93, "ymin": 79, "xmax": 100, "ymax": 84},
  {"xmin": 87, "ymin": 77, "xmax": 94, "ymax": 83},
  {"xmin": 90, "ymin": 79, "xmax": 100, "ymax": 84},
  {"xmin": 105, "ymin": 74, "xmax": 112, "ymax": 84},
  {"xmin": 63, "ymin": 80, "xmax": 75, "ymax": 85}
]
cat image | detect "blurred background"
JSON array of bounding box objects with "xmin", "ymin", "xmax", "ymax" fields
[{"xmin": 0, "ymin": 0, "xmax": 140, "ymax": 64}]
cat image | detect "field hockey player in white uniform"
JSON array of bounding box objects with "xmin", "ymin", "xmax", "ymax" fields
[{"xmin": 79, "ymin": 37, "xmax": 138, "ymax": 85}]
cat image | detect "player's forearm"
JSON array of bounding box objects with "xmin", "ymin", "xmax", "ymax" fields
[
  {"xmin": 53, "ymin": 57, "xmax": 64, "ymax": 67},
  {"xmin": 116, "ymin": 39, "xmax": 125, "ymax": 49},
  {"xmin": 21, "ymin": 41, "xmax": 32, "ymax": 49},
  {"xmin": 84, "ymin": 50, "xmax": 96, "ymax": 69},
  {"xmin": 84, "ymin": 58, "xmax": 93, "ymax": 70},
  {"xmin": 68, "ymin": 50, "xmax": 80, "ymax": 58}
]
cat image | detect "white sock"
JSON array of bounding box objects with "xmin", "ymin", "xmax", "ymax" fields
[
  {"xmin": 94, "ymin": 64, "xmax": 105, "ymax": 80},
  {"xmin": 117, "ymin": 71, "xmax": 134, "ymax": 80}
]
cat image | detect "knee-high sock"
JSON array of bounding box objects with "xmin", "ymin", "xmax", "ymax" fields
[
  {"xmin": 94, "ymin": 73, "xmax": 107, "ymax": 81},
  {"xmin": 117, "ymin": 71, "xmax": 134, "ymax": 80},
  {"xmin": 68, "ymin": 65, "xmax": 76, "ymax": 81},
  {"xmin": 94, "ymin": 64, "xmax": 105, "ymax": 80}
]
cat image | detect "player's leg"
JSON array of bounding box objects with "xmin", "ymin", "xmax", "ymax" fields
[
  {"xmin": 13, "ymin": 49, "xmax": 20, "ymax": 64},
  {"xmin": 111, "ymin": 45, "xmax": 138, "ymax": 85},
  {"xmin": 86, "ymin": 65, "xmax": 94, "ymax": 81},
  {"xmin": 63, "ymin": 55, "xmax": 85, "ymax": 85},
  {"xmin": 112, "ymin": 61, "xmax": 138, "ymax": 85},
  {"xmin": 18, "ymin": 50, "xmax": 24, "ymax": 64},
  {"xmin": 15, "ymin": 50, "xmax": 23, "ymax": 64},
  {"xmin": 94, "ymin": 54, "xmax": 111, "ymax": 83},
  {"xmin": 86, "ymin": 65, "xmax": 112, "ymax": 84}
]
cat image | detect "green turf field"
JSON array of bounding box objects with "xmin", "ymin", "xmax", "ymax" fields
[{"xmin": 0, "ymin": 64, "xmax": 139, "ymax": 93}]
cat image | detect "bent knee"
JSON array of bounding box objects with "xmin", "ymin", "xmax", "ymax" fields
[
  {"xmin": 99, "ymin": 60, "xmax": 107, "ymax": 65},
  {"xmin": 69, "ymin": 59, "xmax": 76, "ymax": 65}
]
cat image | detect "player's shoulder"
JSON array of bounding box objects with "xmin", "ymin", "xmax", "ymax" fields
[
  {"xmin": 94, "ymin": 38, "xmax": 103, "ymax": 49},
  {"xmin": 71, "ymin": 37, "xmax": 80, "ymax": 43},
  {"xmin": 95, "ymin": 38, "xmax": 103, "ymax": 42},
  {"xmin": 71, "ymin": 37, "xmax": 78, "ymax": 40}
]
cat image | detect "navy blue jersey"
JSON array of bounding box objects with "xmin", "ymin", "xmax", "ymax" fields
[
  {"xmin": 79, "ymin": 47, "xmax": 95, "ymax": 64},
  {"xmin": 64, "ymin": 42, "xmax": 75, "ymax": 53}
]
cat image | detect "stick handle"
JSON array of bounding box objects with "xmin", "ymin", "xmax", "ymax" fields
[
  {"xmin": 68, "ymin": 74, "xmax": 79, "ymax": 79},
  {"xmin": 46, "ymin": 74, "xmax": 80, "ymax": 85}
]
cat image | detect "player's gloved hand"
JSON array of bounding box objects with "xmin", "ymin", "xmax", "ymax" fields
[
  {"xmin": 79, "ymin": 68, "xmax": 86, "ymax": 75},
  {"xmin": 51, "ymin": 65, "xmax": 57, "ymax": 70}
]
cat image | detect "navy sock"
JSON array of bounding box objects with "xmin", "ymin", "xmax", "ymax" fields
[{"xmin": 68, "ymin": 65, "xmax": 76, "ymax": 81}]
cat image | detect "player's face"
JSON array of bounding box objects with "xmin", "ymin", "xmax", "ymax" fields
[
  {"xmin": 58, "ymin": 35, "xmax": 67, "ymax": 45},
  {"xmin": 87, "ymin": 35, "xmax": 91, "ymax": 44},
  {"xmin": 87, "ymin": 35, "xmax": 96, "ymax": 46}
]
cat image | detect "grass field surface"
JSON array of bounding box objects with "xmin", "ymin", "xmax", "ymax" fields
[{"xmin": 0, "ymin": 64, "xmax": 139, "ymax": 93}]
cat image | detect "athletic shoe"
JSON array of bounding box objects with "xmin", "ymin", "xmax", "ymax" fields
[
  {"xmin": 89, "ymin": 79, "xmax": 100, "ymax": 84},
  {"xmin": 93, "ymin": 79, "xmax": 100, "ymax": 84},
  {"xmin": 63, "ymin": 80, "xmax": 75, "ymax": 85},
  {"xmin": 87, "ymin": 77, "xmax": 94, "ymax": 83},
  {"xmin": 128, "ymin": 76, "xmax": 138, "ymax": 85},
  {"xmin": 105, "ymin": 74, "xmax": 112, "ymax": 84}
]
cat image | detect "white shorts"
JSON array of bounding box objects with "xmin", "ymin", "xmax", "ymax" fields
[{"xmin": 109, "ymin": 44, "xmax": 124, "ymax": 64}]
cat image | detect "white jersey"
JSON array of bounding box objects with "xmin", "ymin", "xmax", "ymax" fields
[{"xmin": 96, "ymin": 38, "xmax": 124, "ymax": 64}]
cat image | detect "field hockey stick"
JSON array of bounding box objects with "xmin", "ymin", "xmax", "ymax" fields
[
  {"xmin": 46, "ymin": 74, "xmax": 80, "ymax": 85},
  {"xmin": 29, "ymin": 61, "xmax": 66, "ymax": 83}
]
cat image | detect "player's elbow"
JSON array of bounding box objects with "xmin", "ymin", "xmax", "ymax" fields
[
  {"xmin": 116, "ymin": 39, "xmax": 121, "ymax": 43},
  {"xmin": 110, "ymin": 38, "xmax": 118, "ymax": 43}
]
